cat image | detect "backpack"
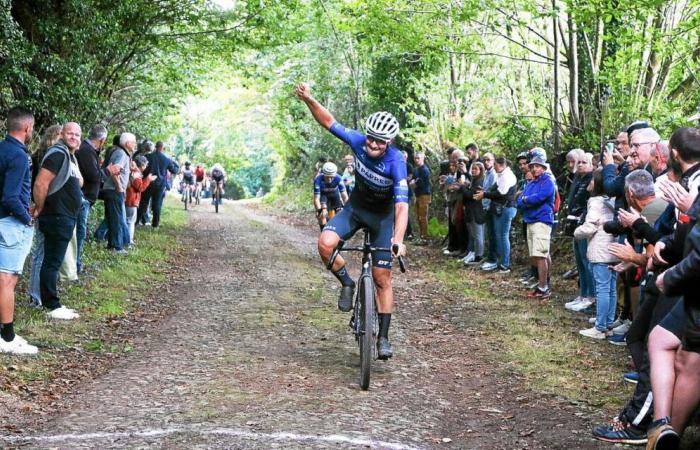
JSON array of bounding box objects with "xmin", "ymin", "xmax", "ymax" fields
[
  {"xmin": 41, "ymin": 143, "xmax": 72, "ymax": 196},
  {"xmin": 553, "ymin": 188, "xmax": 562, "ymax": 214}
]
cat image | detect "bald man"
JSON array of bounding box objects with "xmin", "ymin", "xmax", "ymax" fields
[{"xmin": 33, "ymin": 122, "xmax": 83, "ymax": 321}]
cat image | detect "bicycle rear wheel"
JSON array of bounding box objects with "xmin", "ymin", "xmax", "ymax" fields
[{"xmin": 358, "ymin": 275, "xmax": 375, "ymax": 390}]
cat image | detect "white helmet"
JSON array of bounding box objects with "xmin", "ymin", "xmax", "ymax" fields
[
  {"xmin": 321, "ymin": 162, "xmax": 337, "ymax": 177},
  {"xmin": 365, "ymin": 111, "xmax": 400, "ymax": 141}
]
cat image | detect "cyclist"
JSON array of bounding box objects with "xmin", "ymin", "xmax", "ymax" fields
[
  {"xmin": 194, "ymin": 163, "xmax": 205, "ymax": 200},
  {"xmin": 314, "ymin": 162, "xmax": 349, "ymax": 230},
  {"xmin": 296, "ymin": 82, "xmax": 408, "ymax": 360},
  {"xmin": 210, "ymin": 163, "xmax": 226, "ymax": 205},
  {"xmin": 181, "ymin": 161, "xmax": 196, "ymax": 202}
]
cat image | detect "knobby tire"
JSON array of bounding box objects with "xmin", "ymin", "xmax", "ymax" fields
[{"xmin": 359, "ymin": 275, "xmax": 375, "ymax": 390}]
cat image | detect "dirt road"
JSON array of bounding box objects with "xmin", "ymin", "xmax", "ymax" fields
[{"xmin": 1, "ymin": 202, "xmax": 610, "ymax": 449}]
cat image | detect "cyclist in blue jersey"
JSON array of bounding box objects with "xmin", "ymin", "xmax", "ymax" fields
[
  {"xmin": 296, "ymin": 82, "xmax": 408, "ymax": 360},
  {"xmin": 314, "ymin": 162, "xmax": 349, "ymax": 230}
]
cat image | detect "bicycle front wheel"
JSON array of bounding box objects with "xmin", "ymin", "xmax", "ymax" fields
[{"xmin": 358, "ymin": 276, "xmax": 375, "ymax": 390}]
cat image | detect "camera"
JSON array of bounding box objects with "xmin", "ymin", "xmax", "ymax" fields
[{"xmin": 603, "ymin": 219, "xmax": 626, "ymax": 236}]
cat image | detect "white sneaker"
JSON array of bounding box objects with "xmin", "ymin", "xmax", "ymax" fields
[
  {"xmin": 612, "ymin": 319, "xmax": 632, "ymax": 335},
  {"xmin": 565, "ymin": 296, "xmax": 583, "ymax": 310},
  {"xmin": 47, "ymin": 306, "xmax": 80, "ymax": 320},
  {"xmin": 570, "ymin": 298, "xmax": 594, "ymax": 312},
  {"xmin": 0, "ymin": 335, "xmax": 38, "ymax": 355},
  {"xmin": 579, "ymin": 327, "xmax": 609, "ymax": 340},
  {"xmin": 442, "ymin": 249, "xmax": 452, "ymax": 255},
  {"xmin": 588, "ymin": 316, "xmax": 596, "ymax": 324},
  {"xmin": 462, "ymin": 252, "xmax": 475, "ymax": 264},
  {"xmin": 480, "ymin": 261, "xmax": 498, "ymax": 271}
]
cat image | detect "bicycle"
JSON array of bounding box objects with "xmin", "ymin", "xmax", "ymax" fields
[
  {"xmin": 212, "ymin": 183, "xmax": 221, "ymax": 213},
  {"xmin": 181, "ymin": 183, "xmax": 192, "ymax": 210},
  {"xmin": 327, "ymin": 229, "xmax": 406, "ymax": 390}
]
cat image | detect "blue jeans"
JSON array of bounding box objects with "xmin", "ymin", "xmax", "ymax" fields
[
  {"xmin": 39, "ymin": 214, "xmax": 76, "ymax": 310},
  {"xmin": 484, "ymin": 211, "xmax": 497, "ymax": 262},
  {"xmin": 466, "ymin": 221, "xmax": 484, "ymax": 257},
  {"xmin": 574, "ymin": 239, "xmax": 595, "ymax": 297},
  {"xmin": 493, "ymin": 206, "xmax": 516, "ymax": 268},
  {"xmin": 75, "ymin": 198, "xmax": 91, "ymax": 272},
  {"xmin": 103, "ymin": 190, "xmax": 127, "ymax": 250},
  {"xmin": 28, "ymin": 228, "xmax": 44, "ymax": 305},
  {"xmin": 591, "ymin": 263, "xmax": 617, "ymax": 332}
]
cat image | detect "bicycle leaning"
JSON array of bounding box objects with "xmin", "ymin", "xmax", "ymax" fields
[{"xmin": 327, "ymin": 229, "xmax": 406, "ymax": 390}]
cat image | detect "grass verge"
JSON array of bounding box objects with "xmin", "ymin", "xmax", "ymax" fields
[
  {"xmin": 1, "ymin": 197, "xmax": 186, "ymax": 382},
  {"xmin": 425, "ymin": 256, "xmax": 629, "ymax": 410}
]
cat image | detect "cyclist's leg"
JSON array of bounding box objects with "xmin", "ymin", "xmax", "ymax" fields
[
  {"xmin": 319, "ymin": 204, "xmax": 361, "ymax": 311},
  {"xmin": 366, "ymin": 207, "xmax": 396, "ymax": 356}
]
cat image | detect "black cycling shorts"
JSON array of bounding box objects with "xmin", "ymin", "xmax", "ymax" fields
[
  {"xmin": 323, "ymin": 202, "xmax": 394, "ymax": 269},
  {"xmin": 320, "ymin": 195, "xmax": 343, "ymax": 211}
]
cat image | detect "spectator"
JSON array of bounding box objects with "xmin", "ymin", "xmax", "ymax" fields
[
  {"xmin": 0, "ymin": 107, "xmax": 38, "ymax": 354},
  {"xmin": 27, "ymin": 125, "xmax": 62, "ymax": 307},
  {"xmin": 341, "ymin": 154, "xmax": 355, "ymax": 193},
  {"xmin": 125, "ymin": 156, "xmax": 155, "ymax": 244},
  {"xmin": 591, "ymin": 169, "xmax": 671, "ymax": 444},
  {"xmin": 32, "ymin": 122, "xmax": 83, "ymax": 320},
  {"xmin": 574, "ymin": 168, "xmax": 618, "ymax": 338},
  {"xmin": 515, "ymin": 152, "xmax": 538, "ymax": 286},
  {"xmin": 517, "ymin": 154, "xmax": 556, "ymax": 295},
  {"xmin": 74, "ymin": 124, "xmax": 107, "ymax": 273},
  {"xmin": 102, "ymin": 132, "xmax": 133, "ymax": 253},
  {"xmin": 440, "ymin": 154, "xmax": 468, "ymax": 256},
  {"xmin": 410, "ymin": 152, "xmax": 431, "ymax": 242},
  {"xmin": 139, "ymin": 140, "xmax": 179, "ymax": 228},
  {"xmin": 400, "ymin": 150, "xmax": 415, "ymax": 240},
  {"xmin": 462, "ymin": 161, "xmax": 486, "ymax": 265},
  {"xmin": 478, "ymin": 152, "xmax": 497, "ymax": 267},
  {"xmin": 465, "ymin": 142, "xmax": 479, "ymax": 163},
  {"xmin": 478, "ymin": 156, "xmax": 517, "ymax": 273},
  {"xmin": 564, "ymin": 152, "xmax": 595, "ymax": 312}
]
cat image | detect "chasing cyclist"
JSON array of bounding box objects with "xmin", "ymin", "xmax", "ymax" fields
[
  {"xmin": 295, "ymin": 82, "xmax": 408, "ymax": 360},
  {"xmin": 314, "ymin": 162, "xmax": 349, "ymax": 230},
  {"xmin": 210, "ymin": 163, "xmax": 226, "ymax": 205},
  {"xmin": 194, "ymin": 163, "xmax": 205, "ymax": 201},
  {"xmin": 181, "ymin": 161, "xmax": 196, "ymax": 202}
]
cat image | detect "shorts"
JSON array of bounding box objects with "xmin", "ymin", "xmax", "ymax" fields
[
  {"xmin": 183, "ymin": 177, "xmax": 195, "ymax": 185},
  {"xmin": 659, "ymin": 299, "xmax": 685, "ymax": 341},
  {"xmin": 323, "ymin": 202, "xmax": 394, "ymax": 269},
  {"xmin": 682, "ymin": 301, "xmax": 700, "ymax": 353},
  {"xmin": 526, "ymin": 222, "xmax": 552, "ymax": 258},
  {"xmin": 0, "ymin": 216, "xmax": 34, "ymax": 275},
  {"xmin": 320, "ymin": 195, "xmax": 343, "ymax": 211}
]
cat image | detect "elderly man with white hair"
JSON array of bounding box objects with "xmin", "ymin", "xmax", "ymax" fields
[{"xmin": 102, "ymin": 132, "xmax": 135, "ymax": 254}]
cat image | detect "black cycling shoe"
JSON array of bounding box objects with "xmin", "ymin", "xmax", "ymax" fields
[
  {"xmin": 377, "ymin": 337, "xmax": 393, "ymax": 360},
  {"xmin": 338, "ymin": 285, "xmax": 354, "ymax": 312}
]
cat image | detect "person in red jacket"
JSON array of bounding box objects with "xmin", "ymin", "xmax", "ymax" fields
[{"xmin": 126, "ymin": 155, "xmax": 156, "ymax": 245}]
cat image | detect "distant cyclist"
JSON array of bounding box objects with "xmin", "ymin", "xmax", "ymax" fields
[
  {"xmin": 314, "ymin": 162, "xmax": 349, "ymax": 230},
  {"xmin": 296, "ymin": 82, "xmax": 408, "ymax": 360},
  {"xmin": 194, "ymin": 163, "xmax": 205, "ymax": 196},
  {"xmin": 210, "ymin": 163, "xmax": 226, "ymax": 205},
  {"xmin": 181, "ymin": 162, "xmax": 195, "ymax": 199}
]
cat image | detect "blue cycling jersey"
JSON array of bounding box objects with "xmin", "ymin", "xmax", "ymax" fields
[
  {"xmin": 329, "ymin": 122, "xmax": 408, "ymax": 211},
  {"xmin": 313, "ymin": 174, "xmax": 346, "ymax": 197}
]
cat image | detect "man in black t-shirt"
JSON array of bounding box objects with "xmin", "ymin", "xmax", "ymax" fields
[{"xmin": 32, "ymin": 122, "xmax": 83, "ymax": 321}]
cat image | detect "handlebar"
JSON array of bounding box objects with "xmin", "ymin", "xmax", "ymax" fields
[{"xmin": 327, "ymin": 241, "xmax": 406, "ymax": 273}]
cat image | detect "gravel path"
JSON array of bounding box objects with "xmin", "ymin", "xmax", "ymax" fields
[{"xmin": 1, "ymin": 202, "xmax": 611, "ymax": 449}]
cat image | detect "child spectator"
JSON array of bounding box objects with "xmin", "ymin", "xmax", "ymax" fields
[
  {"xmin": 574, "ymin": 168, "xmax": 618, "ymax": 339},
  {"xmin": 125, "ymin": 156, "xmax": 156, "ymax": 245}
]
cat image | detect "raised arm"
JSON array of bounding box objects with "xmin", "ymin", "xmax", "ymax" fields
[{"xmin": 295, "ymin": 83, "xmax": 335, "ymax": 130}]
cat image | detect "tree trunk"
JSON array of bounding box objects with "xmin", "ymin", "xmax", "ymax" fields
[
  {"xmin": 552, "ymin": 0, "xmax": 560, "ymax": 154},
  {"xmin": 568, "ymin": 13, "xmax": 580, "ymax": 130}
]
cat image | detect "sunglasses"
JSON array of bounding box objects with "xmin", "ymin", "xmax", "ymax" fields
[{"xmin": 366, "ymin": 136, "xmax": 388, "ymax": 146}]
